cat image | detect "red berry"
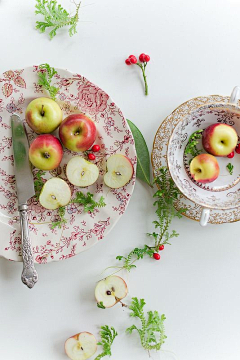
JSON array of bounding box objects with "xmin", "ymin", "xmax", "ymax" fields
[
  {"xmin": 227, "ymin": 151, "xmax": 234, "ymax": 158},
  {"xmin": 236, "ymin": 144, "xmax": 240, "ymax": 154},
  {"xmin": 92, "ymin": 144, "xmax": 100, "ymax": 152},
  {"xmin": 153, "ymin": 253, "xmax": 160, "ymax": 260},
  {"xmin": 144, "ymin": 54, "xmax": 150, "ymax": 62},
  {"xmin": 159, "ymin": 245, "xmax": 164, "ymax": 251},
  {"xmin": 125, "ymin": 58, "xmax": 131, "ymax": 65},
  {"xmin": 88, "ymin": 153, "xmax": 95, "ymax": 160},
  {"xmin": 129, "ymin": 55, "xmax": 137, "ymax": 64},
  {"xmin": 139, "ymin": 53, "xmax": 146, "ymax": 62}
]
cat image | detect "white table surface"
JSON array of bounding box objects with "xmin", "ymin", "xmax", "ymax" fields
[{"xmin": 1, "ymin": 0, "xmax": 240, "ymax": 359}]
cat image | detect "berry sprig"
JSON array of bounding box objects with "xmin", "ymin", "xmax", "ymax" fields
[
  {"xmin": 125, "ymin": 53, "xmax": 150, "ymax": 96},
  {"xmin": 86, "ymin": 144, "xmax": 101, "ymax": 161}
]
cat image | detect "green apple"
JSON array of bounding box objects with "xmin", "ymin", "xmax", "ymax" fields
[
  {"xmin": 66, "ymin": 156, "xmax": 99, "ymax": 187},
  {"xmin": 190, "ymin": 154, "xmax": 220, "ymax": 183},
  {"xmin": 39, "ymin": 178, "xmax": 71, "ymax": 210},
  {"xmin": 25, "ymin": 97, "xmax": 62, "ymax": 134},
  {"xmin": 65, "ymin": 332, "xmax": 97, "ymax": 360}
]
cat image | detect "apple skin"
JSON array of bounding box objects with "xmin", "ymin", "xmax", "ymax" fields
[
  {"xmin": 29, "ymin": 134, "xmax": 63, "ymax": 170},
  {"xmin": 190, "ymin": 154, "xmax": 220, "ymax": 183},
  {"xmin": 25, "ymin": 97, "xmax": 63, "ymax": 134},
  {"xmin": 59, "ymin": 114, "xmax": 97, "ymax": 152},
  {"xmin": 202, "ymin": 123, "xmax": 238, "ymax": 156}
]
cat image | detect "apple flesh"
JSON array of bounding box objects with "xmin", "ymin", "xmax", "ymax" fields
[
  {"xmin": 25, "ymin": 97, "xmax": 62, "ymax": 134},
  {"xmin": 95, "ymin": 276, "xmax": 128, "ymax": 308},
  {"xmin": 59, "ymin": 114, "xmax": 97, "ymax": 152},
  {"xmin": 202, "ymin": 123, "xmax": 238, "ymax": 156},
  {"xmin": 104, "ymin": 154, "xmax": 133, "ymax": 189},
  {"xmin": 65, "ymin": 332, "xmax": 97, "ymax": 360},
  {"xmin": 190, "ymin": 154, "xmax": 220, "ymax": 183},
  {"xmin": 66, "ymin": 157, "xmax": 99, "ymax": 187},
  {"xmin": 39, "ymin": 177, "xmax": 71, "ymax": 210},
  {"xmin": 29, "ymin": 134, "xmax": 63, "ymax": 170}
]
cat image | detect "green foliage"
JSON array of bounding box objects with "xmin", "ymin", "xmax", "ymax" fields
[
  {"xmin": 72, "ymin": 192, "xmax": 106, "ymax": 213},
  {"xmin": 97, "ymin": 302, "xmax": 106, "ymax": 310},
  {"xmin": 116, "ymin": 245, "xmax": 154, "ymax": 272},
  {"xmin": 38, "ymin": 63, "xmax": 59, "ymax": 100},
  {"xmin": 34, "ymin": 170, "xmax": 46, "ymax": 200},
  {"xmin": 226, "ymin": 163, "xmax": 234, "ymax": 175},
  {"xmin": 127, "ymin": 119, "xmax": 152, "ymax": 187},
  {"xmin": 95, "ymin": 325, "xmax": 118, "ymax": 360},
  {"xmin": 184, "ymin": 129, "xmax": 203, "ymax": 160},
  {"xmin": 126, "ymin": 297, "xmax": 167, "ymax": 351},
  {"xmin": 35, "ymin": 0, "xmax": 81, "ymax": 39},
  {"xmin": 51, "ymin": 206, "xmax": 67, "ymax": 229}
]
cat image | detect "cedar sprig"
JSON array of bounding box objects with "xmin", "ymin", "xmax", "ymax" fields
[
  {"xmin": 38, "ymin": 63, "xmax": 59, "ymax": 100},
  {"xmin": 51, "ymin": 206, "xmax": 67, "ymax": 229},
  {"xmin": 184, "ymin": 129, "xmax": 203, "ymax": 160},
  {"xmin": 72, "ymin": 192, "xmax": 106, "ymax": 213},
  {"xmin": 94, "ymin": 325, "xmax": 118, "ymax": 360},
  {"xmin": 34, "ymin": 170, "xmax": 46, "ymax": 200},
  {"xmin": 226, "ymin": 163, "xmax": 234, "ymax": 175}
]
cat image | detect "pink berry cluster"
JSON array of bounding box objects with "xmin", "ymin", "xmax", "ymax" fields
[
  {"xmin": 153, "ymin": 244, "xmax": 164, "ymax": 261},
  {"xmin": 87, "ymin": 144, "xmax": 100, "ymax": 161},
  {"xmin": 227, "ymin": 143, "xmax": 240, "ymax": 158},
  {"xmin": 125, "ymin": 53, "xmax": 150, "ymax": 95}
]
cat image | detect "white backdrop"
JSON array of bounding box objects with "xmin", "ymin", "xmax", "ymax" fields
[{"xmin": 0, "ymin": 0, "xmax": 240, "ymax": 359}]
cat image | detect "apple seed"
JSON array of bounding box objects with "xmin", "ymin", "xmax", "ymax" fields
[
  {"xmin": 115, "ymin": 171, "xmax": 122, "ymax": 176},
  {"xmin": 106, "ymin": 290, "xmax": 111, "ymax": 295}
]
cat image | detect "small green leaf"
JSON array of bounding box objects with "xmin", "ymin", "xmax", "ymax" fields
[
  {"xmin": 97, "ymin": 302, "xmax": 106, "ymax": 309},
  {"xmin": 226, "ymin": 163, "xmax": 234, "ymax": 175},
  {"xmin": 127, "ymin": 119, "xmax": 152, "ymax": 187}
]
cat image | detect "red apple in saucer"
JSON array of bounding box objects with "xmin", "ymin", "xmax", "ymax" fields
[
  {"xmin": 190, "ymin": 154, "xmax": 219, "ymax": 183},
  {"xmin": 59, "ymin": 114, "xmax": 97, "ymax": 152},
  {"xmin": 202, "ymin": 123, "xmax": 238, "ymax": 156},
  {"xmin": 29, "ymin": 134, "xmax": 63, "ymax": 170}
]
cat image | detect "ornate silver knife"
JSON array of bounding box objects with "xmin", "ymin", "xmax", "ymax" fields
[{"xmin": 11, "ymin": 114, "xmax": 38, "ymax": 288}]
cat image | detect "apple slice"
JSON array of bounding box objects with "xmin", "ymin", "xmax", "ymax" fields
[
  {"xmin": 65, "ymin": 332, "xmax": 97, "ymax": 360},
  {"xmin": 66, "ymin": 157, "xmax": 99, "ymax": 187},
  {"xmin": 39, "ymin": 177, "xmax": 71, "ymax": 210},
  {"xmin": 95, "ymin": 276, "xmax": 128, "ymax": 308},
  {"xmin": 104, "ymin": 154, "xmax": 133, "ymax": 189}
]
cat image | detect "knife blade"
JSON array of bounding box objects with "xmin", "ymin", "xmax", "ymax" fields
[{"xmin": 11, "ymin": 114, "xmax": 38, "ymax": 288}]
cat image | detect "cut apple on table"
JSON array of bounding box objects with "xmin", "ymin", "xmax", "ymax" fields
[
  {"xmin": 65, "ymin": 332, "xmax": 97, "ymax": 360},
  {"xmin": 104, "ymin": 154, "xmax": 133, "ymax": 189},
  {"xmin": 190, "ymin": 154, "xmax": 220, "ymax": 183},
  {"xmin": 25, "ymin": 97, "xmax": 62, "ymax": 134},
  {"xmin": 39, "ymin": 177, "xmax": 71, "ymax": 210},
  {"xmin": 66, "ymin": 156, "xmax": 99, "ymax": 187},
  {"xmin": 95, "ymin": 276, "xmax": 128, "ymax": 308},
  {"xmin": 202, "ymin": 123, "xmax": 238, "ymax": 156}
]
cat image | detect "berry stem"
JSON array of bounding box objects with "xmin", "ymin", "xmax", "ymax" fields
[{"xmin": 137, "ymin": 63, "xmax": 148, "ymax": 96}]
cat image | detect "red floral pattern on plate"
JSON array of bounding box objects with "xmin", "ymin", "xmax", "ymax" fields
[{"xmin": 0, "ymin": 66, "xmax": 136, "ymax": 263}]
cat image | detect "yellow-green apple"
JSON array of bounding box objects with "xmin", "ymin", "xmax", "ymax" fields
[
  {"xmin": 39, "ymin": 178, "xmax": 71, "ymax": 210},
  {"xmin": 65, "ymin": 332, "xmax": 97, "ymax": 360},
  {"xmin": 95, "ymin": 276, "xmax": 128, "ymax": 308},
  {"xmin": 29, "ymin": 134, "xmax": 63, "ymax": 170},
  {"xmin": 190, "ymin": 154, "xmax": 220, "ymax": 183},
  {"xmin": 66, "ymin": 156, "xmax": 99, "ymax": 187},
  {"xmin": 202, "ymin": 123, "xmax": 238, "ymax": 156},
  {"xmin": 59, "ymin": 114, "xmax": 97, "ymax": 152},
  {"xmin": 104, "ymin": 154, "xmax": 133, "ymax": 188},
  {"xmin": 25, "ymin": 97, "xmax": 62, "ymax": 134}
]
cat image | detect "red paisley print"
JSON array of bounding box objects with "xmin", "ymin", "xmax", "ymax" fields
[{"xmin": 77, "ymin": 83, "xmax": 109, "ymax": 115}]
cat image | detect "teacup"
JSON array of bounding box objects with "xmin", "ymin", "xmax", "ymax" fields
[{"xmin": 167, "ymin": 86, "xmax": 240, "ymax": 226}]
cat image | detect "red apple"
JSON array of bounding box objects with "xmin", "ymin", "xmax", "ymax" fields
[
  {"xmin": 59, "ymin": 114, "xmax": 97, "ymax": 152},
  {"xmin": 190, "ymin": 154, "xmax": 220, "ymax": 183},
  {"xmin": 29, "ymin": 134, "xmax": 63, "ymax": 170},
  {"xmin": 202, "ymin": 123, "xmax": 238, "ymax": 156}
]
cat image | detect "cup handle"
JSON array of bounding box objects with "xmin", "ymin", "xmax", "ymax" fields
[
  {"xmin": 200, "ymin": 208, "xmax": 210, "ymax": 227},
  {"xmin": 230, "ymin": 86, "xmax": 240, "ymax": 104}
]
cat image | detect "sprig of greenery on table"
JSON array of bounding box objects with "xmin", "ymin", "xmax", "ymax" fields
[
  {"xmin": 184, "ymin": 129, "xmax": 203, "ymax": 160},
  {"xmin": 226, "ymin": 163, "xmax": 234, "ymax": 175},
  {"xmin": 38, "ymin": 63, "xmax": 59, "ymax": 100},
  {"xmin": 35, "ymin": 0, "xmax": 81, "ymax": 40},
  {"xmin": 72, "ymin": 192, "xmax": 106, "ymax": 213},
  {"xmin": 51, "ymin": 206, "xmax": 67, "ymax": 229},
  {"xmin": 34, "ymin": 170, "xmax": 46, "ymax": 200},
  {"xmin": 126, "ymin": 297, "xmax": 167, "ymax": 351},
  {"xmin": 94, "ymin": 325, "xmax": 118, "ymax": 360}
]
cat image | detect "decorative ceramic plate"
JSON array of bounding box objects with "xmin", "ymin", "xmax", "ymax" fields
[
  {"xmin": 152, "ymin": 95, "xmax": 240, "ymax": 224},
  {"xmin": 0, "ymin": 66, "xmax": 136, "ymax": 263}
]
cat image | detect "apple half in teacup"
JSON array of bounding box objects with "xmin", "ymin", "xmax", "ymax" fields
[
  {"xmin": 39, "ymin": 178, "xmax": 71, "ymax": 210},
  {"xmin": 65, "ymin": 332, "xmax": 97, "ymax": 360},
  {"xmin": 66, "ymin": 157, "xmax": 99, "ymax": 187},
  {"xmin": 95, "ymin": 276, "xmax": 128, "ymax": 308},
  {"xmin": 190, "ymin": 154, "xmax": 220, "ymax": 184},
  {"xmin": 104, "ymin": 154, "xmax": 133, "ymax": 189},
  {"xmin": 202, "ymin": 123, "xmax": 238, "ymax": 156}
]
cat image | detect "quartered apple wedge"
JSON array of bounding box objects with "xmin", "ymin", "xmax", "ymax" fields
[
  {"xmin": 95, "ymin": 276, "xmax": 128, "ymax": 308},
  {"xmin": 65, "ymin": 332, "xmax": 97, "ymax": 360},
  {"xmin": 39, "ymin": 178, "xmax": 71, "ymax": 210},
  {"xmin": 66, "ymin": 157, "xmax": 99, "ymax": 187},
  {"xmin": 104, "ymin": 154, "xmax": 133, "ymax": 189}
]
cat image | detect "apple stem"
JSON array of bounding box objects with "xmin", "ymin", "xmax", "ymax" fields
[{"xmin": 41, "ymin": 104, "xmax": 45, "ymax": 116}]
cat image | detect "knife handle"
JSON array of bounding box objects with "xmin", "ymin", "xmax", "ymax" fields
[{"xmin": 19, "ymin": 204, "xmax": 38, "ymax": 289}]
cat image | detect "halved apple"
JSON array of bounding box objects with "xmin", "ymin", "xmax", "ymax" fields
[
  {"xmin": 65, "ymin": 332, "xmax": 97, "ymax": 360},
  {"xmin": 95, "ymin": 276, "xmax": 128, "ymax": 308},
  {"xmin": 66, "ymin": 156, "xmax": 99, "ymax": 187},
  {"xmin": 39, "ymin": 177, "xmax": 71, "ymax": 210},
  {"xmin": 104, "ymin": 154, "xmax": 133, "ymax": 189}
]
